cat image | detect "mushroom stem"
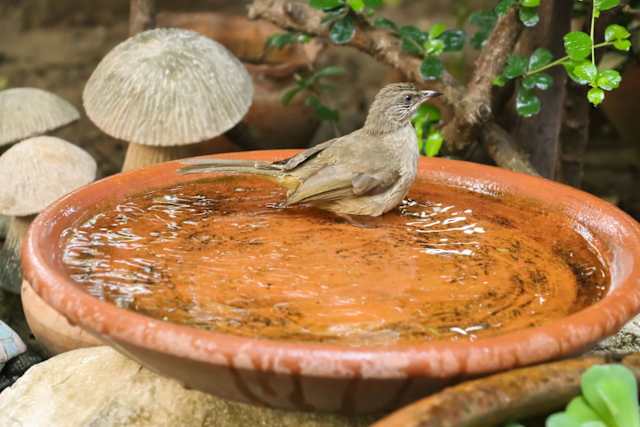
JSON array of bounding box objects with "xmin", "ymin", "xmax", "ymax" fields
[
  {"xmin": 121, "ymin": 143, "xmax": 191, "ymax": 172},
  {"xmin": 129, "ymin": 0, "xmax": 156, "ymax": 36},
  {"xmin": 4, "ymin": 215, "xmax": 34, "ymax": 254}
]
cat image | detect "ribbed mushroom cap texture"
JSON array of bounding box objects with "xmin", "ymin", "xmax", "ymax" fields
[
  {"xmin": 0, "ymin": 88, "xmax": 80, "ymax": 147},
  {"xmin": 0, "ymin": 136, "xmax": 97, "ymax": 217},
  {"xmin": 83, "ymin": 28, "xmax": 254, "ymax": 147}
]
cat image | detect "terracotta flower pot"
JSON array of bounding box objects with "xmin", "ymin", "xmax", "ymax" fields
[
  {"xmin": 157, "ymin": 12, "xmax": 324, "ymax": 150},
  {"xmin": 22, "ymin": 151, "xmax": 640, "ymax": 414}
]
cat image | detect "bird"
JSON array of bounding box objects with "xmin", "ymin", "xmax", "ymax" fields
[{"xmin": 178, "ymin": 82, "xmax": 441, "ymax": 226}]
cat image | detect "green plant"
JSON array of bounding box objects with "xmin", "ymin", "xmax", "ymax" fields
[
  {"xmin": 266, "ymin": 32, "xmax": 312, "ymax": 48},
  {"xmin": 469, "ymin": 0, "xmax": 542, "ymax": 49},
  {"xmin": 281, "ymin": 66, "xmax": 345, "ymax": 122},
  {"xmin": 505, "ymin": 364, "xmax": 640, "ymax": 427},
  {"xmin": 411, "ymin": 104, "xmax": 444, "ymax": 157},
  {"xmin": 0, "ymin": 76, "xmax": 7, "ymax": 91},
  {"xmin": 493, "ymin": 0, "xmax": 630, "ymax": 116},
  {"xmin": 310, "ymin": 0, "xmax": 383, "ymax": 44},
  {"xmin": 373, "ymin": 19, "xmax": 465, "ymax": 80}
]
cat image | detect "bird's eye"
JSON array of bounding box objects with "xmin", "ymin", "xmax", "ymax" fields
[{"xmin": 404, "ymin": 95, "xmax": 413, "ymax": 103}]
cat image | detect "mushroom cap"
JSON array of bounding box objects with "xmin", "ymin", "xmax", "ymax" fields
[
  {"xmin": 0, "ymin": 136, "xmax": 97, "ymax": 217},
  {"xmin": 83, "ymin": 28, "xmax": 254, "ymax": 147},
  {"xmin": 0, "ymin": 88, "xmax": 80, "ymax": 147}
]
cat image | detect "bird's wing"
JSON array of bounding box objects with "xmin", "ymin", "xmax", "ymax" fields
[
  {"xmin": 272, "ymin": 138, "xmax": 338, "ymax": 171},
  {"xmin": 286, "ymin": 164, "xmax": 397, "ymax": 205}
]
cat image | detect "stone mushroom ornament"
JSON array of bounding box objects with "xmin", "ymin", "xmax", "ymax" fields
[
  {"xmin": 83, "ymin": 28, "xmax": 254, "ymax": 172},
  {"xmin": 0, "ymin": 136, "xmax": 97, "ymax": 294},
  {"xmin": 0, "ymin": 88, "xmax": 80, "ymax": 148}
]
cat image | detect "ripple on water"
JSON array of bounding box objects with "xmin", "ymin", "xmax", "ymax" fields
[{"xmin": 61, "ymin": 176, "xmax": 609, "ymax": 346}]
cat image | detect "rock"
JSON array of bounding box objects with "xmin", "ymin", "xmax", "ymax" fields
[
  {"xmin": 0, "ymin": 347, "xmax": 376, "ymax": 427},
  {"xmin": 594, "ymin": 314, "xmax": 640, "ymax": 354},
  {"xmin": 0, "ymin": 320, "xmax": 26, "ymax": 372}
]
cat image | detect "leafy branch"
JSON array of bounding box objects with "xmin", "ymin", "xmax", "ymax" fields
[
  {"xmin": 494, "ymin": 0, "xmax": 631, "ymax": 116},
  {"xmin": 281, "ymin": 66, "xmax": 345, "ymax": 122},
  {"xmin": 470, "ymin": 0, "xmax": 541, "ymax": 49}
]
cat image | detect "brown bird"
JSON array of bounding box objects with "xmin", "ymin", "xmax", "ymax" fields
[{"xmin": 178, "ymin": 83, "xmax": 441, "ymax": 225}]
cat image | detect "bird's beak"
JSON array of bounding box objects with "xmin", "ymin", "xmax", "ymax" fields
[{"xmin": 420, "ymin": 90, "xmax": 442, "ymax": 100}]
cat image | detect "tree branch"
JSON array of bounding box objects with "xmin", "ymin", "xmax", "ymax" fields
[
  {"xmin": 482, "ymin": 122, "xmax": 540, "ymax": 176},
  {"xmin": 129, "ymin": 0, "xmax": 156, "ymax": 36},
  {"xmin": 443, "ymin": 8, "xmax": 522, "ymax": 152},
  {"xmin": 248, "ymin": 0, "xmax": 539, "ymax": 175},
  {"xmin": 248, "ymin": 0, "xmax": 464, "ymax": 103}
]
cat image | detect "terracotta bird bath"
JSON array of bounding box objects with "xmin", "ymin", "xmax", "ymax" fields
[{"xmin": 21, "ymin": 150, "xmax": 640, "ymax": 414}]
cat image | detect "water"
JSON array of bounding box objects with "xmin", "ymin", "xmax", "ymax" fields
[{"xmin": 61, "ymin": 176, "xmax": 609, "ymax": 346}]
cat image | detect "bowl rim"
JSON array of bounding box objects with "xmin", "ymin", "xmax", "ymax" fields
[{"xmin": 22, "ymin": 150, "xmax": 640, "ymax": 380}]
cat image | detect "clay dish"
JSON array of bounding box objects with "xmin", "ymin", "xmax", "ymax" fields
[{"xmin": 22, "ymin": 151, "xmax": 640, "ymax": 414}]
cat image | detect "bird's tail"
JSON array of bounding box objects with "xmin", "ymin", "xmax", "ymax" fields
[{"xmin": 177, "ymin": 158, "xmax": 298, "ymax": 189}]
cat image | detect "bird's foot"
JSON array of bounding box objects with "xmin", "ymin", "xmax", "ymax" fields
[{"xmin": 334, "ymin": 213, "xmax": 376, "ymax": 228}]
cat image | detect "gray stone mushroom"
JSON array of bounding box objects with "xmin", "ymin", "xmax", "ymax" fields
[
  {"xmin": 83, "ymin": 28, "xmax": 253, "ymax": 172},
  {"xmin": 0, "ymin": 136, "xmax": 97, "ymax": 293},
  {"xmin": 0, "ymin": 88, "xmax": 80, "ymax": 148}
]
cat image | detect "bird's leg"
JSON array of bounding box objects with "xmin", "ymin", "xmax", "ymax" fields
[{"xmin": 334, "ymin": 213, "xmax": 376, "ymax": 228}]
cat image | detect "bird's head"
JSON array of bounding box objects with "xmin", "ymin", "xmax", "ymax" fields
[{"xmin": 364, "ymin": 83, "xmax": 441, "ymax": 135}]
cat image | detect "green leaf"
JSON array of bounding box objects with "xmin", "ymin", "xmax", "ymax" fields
[
  {"xmin": 313, "ymin": 65, "xmax": 346, "ymax": 78},
  {"xmin": 413, "ymin": 103, "xmax": 442, "ymax": 123},
  {"xmin": 281, "ymin": 86, "xmax": 303, "ymax": 105},
  {"xmin": 266, "ymin": 32, "xmax": 311, "ymax": 49},
  {"xmin": 399, "ymin": 26, "xmax": 428, "ymax": 55},
  {"xmin": 546, "ymin": 412, "xmax": 583, "ymax": 427},
  {"xmin": 588, "ymin": 87, "xmax": 605, "ymax": 105},
  {"xmin": 310, "ymin": 0, "xmax": 343, "ymax": 10},
  {"xmin": 374, "ymin": 17, "xmax": 398, "ymax": 32},
  {"xmin": 305, "ymin": 95, "xmax": 339, "ymax": 121},
  {"xmin": 522, "ymin": 73, "xmax": 553, "ymax": 90},
  {"xmin": 503, "ymin": 423, "xmax": 525, "ymax": 427},
  {"xmin": 605, "ymin": 24, "xmax": 630, "ymax": 42},
  {"xmin": 425, "ymin": 130, "xmax": 444, "ymax": 157},
  {"xmin": 581, "ymin": 365, "xmax": 640, "ymax": 427},
  {"xmin": 321, "ymin": 8, "xmax": 347, "ymax": 24},
  {"xmin": 565, "ymin": 396, "xmax": 602, "ymax": 423},
  {"xmin": 563, "ymin": 60, "xmax": 589, "ymax": 85},
  {"xmin": 613, "ymin": 39, "xmax": 631, "ymax": 51},
  {"xmin": 346, "ymin": 0, "xmax": 364, "ymax": 11},
  {"xmin": 363, "ymin": 0, "xmax": 383, "ymax": 7},
  {"xmin": 503, "ymin": 55, "xmax": 528, "ymax": 79},
  {"xmin": 519, "ymin": 7, "xmax": 540, "ymax": 27},
  {"xmin": 573, "ymin": 62, "xmax": 598, "ymax": 84},
  {"xmin": 493, "ymin": 75, "xmax": 508, "ymax": 87},
  {"xmin": 596, "ymin": 69, "xmax": 621, "ymax": 91},
  {"xmin": 330, "ymin": 16, "xmax": 355, "ymax": 44},
  {"xmin": 429, "ymin": 23, "xmax": 446, "ymax": 39},
  {"xmin": 495, "ymin": 0, "xmax": 517, "ymax": 15},
  {"xmin": 468, "ymin": 10, "xmax": 497, "ymax": 49},
  {"xmin": 528, "ymin": 48, "xmax": 553, "ymax": 71},
  {"xmin": 516, "ymin": 87, "xmax": 541, "ymax": 117},
  {"xmin": 595, "ymin": 0, "xmax": 620, "ymax": 13},
  {"xmin": 440, "ymin": 30, "xmax": 465, "ymax": 52},
  {"xmin": 520, "ymin": 0, "xmax": 540, "ymax": 7},
  {"xmin": 564, "ymin": 31, "xmax": 593, "ymax": 60},
  {"xmin": 424, "ymin": 38, "xmax": 445, "ymax": 55},
  {"xmin": 420, "ymin": 56, "xmax": 443, "ymax": 80}
]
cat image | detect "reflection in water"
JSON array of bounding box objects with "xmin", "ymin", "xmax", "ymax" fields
[{"xmin": 61, "ymin": 177, "xmax": 609, "ymax": 346}]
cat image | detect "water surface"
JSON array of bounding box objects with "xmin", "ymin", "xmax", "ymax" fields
[{"xmin": 61, "ymin": 176, "xmax": 609, "ymax": 345}]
